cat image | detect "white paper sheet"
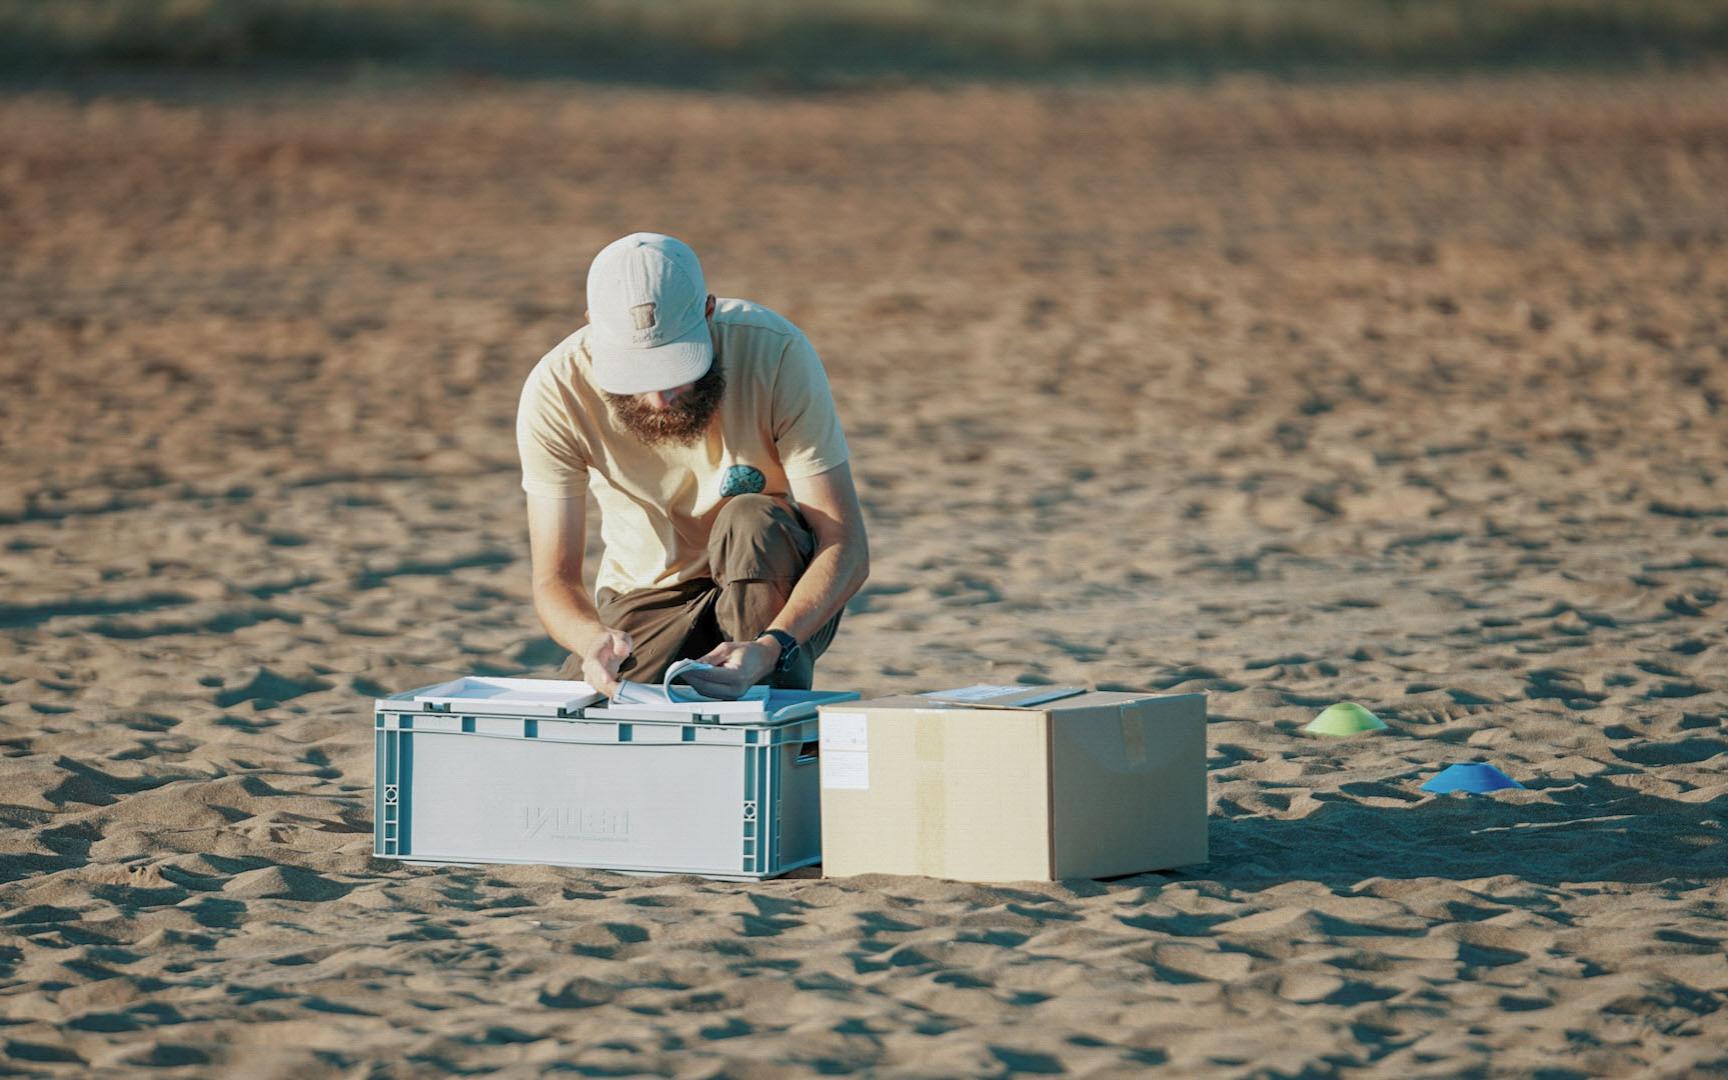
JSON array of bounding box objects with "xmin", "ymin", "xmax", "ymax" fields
[{"xmin": 613, "ymin": 659, "xmax": 769, "ymax": 707}]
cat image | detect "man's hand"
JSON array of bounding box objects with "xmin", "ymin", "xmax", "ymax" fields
[
  {"xmin": 582, "ymin": 629, "xmax": 633, "ymax": 699},
  {"xmin": 683, "ymin": 639, "xmax": 778, "ymax": 699}
]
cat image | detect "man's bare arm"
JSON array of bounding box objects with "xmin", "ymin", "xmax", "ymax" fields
[
  {"xmin": 766, "ymin": 461, "xmax": 870, "ymax": 646},
  {"xmin": 524, "ymin": 493, "xmax": 631, "ymax": 696}
]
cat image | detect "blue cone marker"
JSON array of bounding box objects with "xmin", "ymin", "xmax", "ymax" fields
[{"xmin": 1421, "ymin": 762, "xmax": 1523, "ymax": 795}]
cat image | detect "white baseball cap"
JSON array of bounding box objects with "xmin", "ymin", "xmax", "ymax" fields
[{"xmin": 584, "ymin": 232, "xmax": 713, "ymax": 395}]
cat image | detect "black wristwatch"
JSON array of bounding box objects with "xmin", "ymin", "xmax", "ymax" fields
[{"xmin": 760, "ymin": 628, "xmax": 800, "ymax": 672}]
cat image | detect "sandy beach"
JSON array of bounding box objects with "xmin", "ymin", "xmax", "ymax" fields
[{"xmin": 2, "ymin": 71, "xmax": 1726, "ymax": 1076}]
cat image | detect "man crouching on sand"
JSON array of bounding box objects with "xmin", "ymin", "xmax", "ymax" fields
[{"xmin": 515, "ymin": 232, "xmax": 868, "ymax": 700}]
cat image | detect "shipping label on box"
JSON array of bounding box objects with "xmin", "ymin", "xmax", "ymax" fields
[{"xmin": 820, "ymin": 711, "xmax": 871, "ymax": 790}]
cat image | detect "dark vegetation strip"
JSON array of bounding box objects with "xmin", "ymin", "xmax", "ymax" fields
[{"xmin": 4, "ymin": 0, "xmax": 1728, "ymax": 86}]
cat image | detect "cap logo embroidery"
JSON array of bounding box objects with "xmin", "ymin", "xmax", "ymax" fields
[{"xmin": 631, "ymin": 302, "xmax": 657, "ymax": 331}]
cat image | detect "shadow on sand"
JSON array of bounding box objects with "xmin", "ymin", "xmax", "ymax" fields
[{"xmin": 1200, "ymin": 778, "xmax": 1725, "ymax": 889}]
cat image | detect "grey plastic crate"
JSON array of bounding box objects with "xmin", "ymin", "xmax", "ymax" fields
[{"xmin": 374, "ymin": 682, "xmax": 824, "ymax": 880}]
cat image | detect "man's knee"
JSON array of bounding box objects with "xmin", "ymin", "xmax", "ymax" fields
[
  {"xmin": 713, "ymin": 493, "xmax": 783, "ymax": 536},
  {"xmin": 709, "ymin": 494, "xmax": 811, "ymax": 584}
]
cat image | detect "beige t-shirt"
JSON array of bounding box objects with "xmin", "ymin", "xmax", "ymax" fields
[{"xmin": 516, "ymin": 298, "xmax": 849, "ymax": 595}]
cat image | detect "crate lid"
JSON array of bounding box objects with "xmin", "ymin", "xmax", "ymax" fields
[{"xmin": 381, "ymin": 676, "xmax": 605, "ymax": 717}]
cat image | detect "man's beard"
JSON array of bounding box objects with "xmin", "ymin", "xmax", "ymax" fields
[{"xmin": 605, "ymin": 360, "xmax": 726, "ymax": 447}]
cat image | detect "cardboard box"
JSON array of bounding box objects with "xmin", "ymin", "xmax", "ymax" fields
[{"xmin": 818, "ymin": 691, "xmax": 1207, "ymax": 881}]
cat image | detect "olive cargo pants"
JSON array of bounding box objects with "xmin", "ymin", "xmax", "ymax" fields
[{"xmin": 557, "ymin": 494, "xmax": 840, "ymax": 690}]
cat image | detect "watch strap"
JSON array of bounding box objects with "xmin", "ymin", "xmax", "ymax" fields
[{"xmin": 761, "ymin": 629, "xmax": 799, "ymax": 671}]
